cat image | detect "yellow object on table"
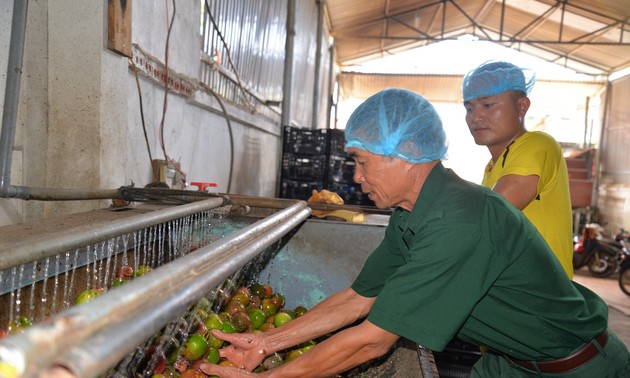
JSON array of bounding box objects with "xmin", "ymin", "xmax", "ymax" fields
[{"xmin": 307, "ymin": 189, "xmax": 365, "ymax": 223}]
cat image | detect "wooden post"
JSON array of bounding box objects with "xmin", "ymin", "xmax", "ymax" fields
[{"xmin": 107, "ymin": 0, "xmax": 132, "ymax": 57}]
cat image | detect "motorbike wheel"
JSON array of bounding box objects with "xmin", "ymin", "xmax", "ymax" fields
[
  {"xmin": 620, "ymin": 266, "xmax": 630, "ymax": 296},
  {"xmin": 587, "ymin": 252, "xmax": 618, "ymax": 277}
]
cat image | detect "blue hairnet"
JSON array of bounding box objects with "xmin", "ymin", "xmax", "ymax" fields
[
  {"xmin": 462, "ymin": 61, "xmax": 536, "ymax": 102},
  {"xmin": 344, "ymin": 88, "xmax": 448, "ymax": 164}
]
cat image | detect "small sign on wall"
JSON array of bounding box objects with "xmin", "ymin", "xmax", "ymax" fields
[{"xmin": 108, "ymin": 0, "xmax": 132, "ymax": 57}]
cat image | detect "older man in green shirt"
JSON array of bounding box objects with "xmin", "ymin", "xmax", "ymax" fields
[{"xmin": 202, "ymin": 88, "xmax": 630, "ymax": 378}]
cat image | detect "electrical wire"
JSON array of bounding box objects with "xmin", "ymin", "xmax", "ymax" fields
[
  {"xmin": 203, "ymin": 83, "xmax": 234, "ymax": 194},
  {"xmin": 204, "ymin": 0, "xmax": 255, "ymax": 112},
  {"xmin": 130, "ymin": 58, "xmax": 154, "ymax": 167},
  {"xmin": 159, "ymin": 0, "xmax": 176, "ymax": 163}
]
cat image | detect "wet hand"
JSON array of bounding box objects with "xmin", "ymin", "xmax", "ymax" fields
[
  {"xmin": 199, "ymin": 363, "xmax": 257, "ymax": 378},
  {"xmin": 211, "ymin": 329, "xmax": 268, "ymax": 371}
]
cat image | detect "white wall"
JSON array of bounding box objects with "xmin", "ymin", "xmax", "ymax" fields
[{"xmin": 0, "ymin": 0, "xmax": 283, "ymax": 226}]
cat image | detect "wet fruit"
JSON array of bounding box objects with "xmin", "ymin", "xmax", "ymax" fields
[
  {"xmin": 205, "ymin": 347, "xmax": 221, "ymax": 364},
  {"xmin": 75, "ymin": 288, "xmax": 104, "ymax": 305},
  {"xmin": 248, "ymin": 308, "xmax": 267, "ymax": 330},
  {"xmin": 7, "ymin": 316, "xmax": 32, "ymax": 334},
  {"xmin": 204, "ymin": 312, "xmax": 223, "ymax": 331},
  {"xmin": 182, "ymin": 334, "xmax": 208, "ymax": 361},
  {"xmin": 285, "ymin": 348, "xmax": 304, "ymax": 362},
  {"xmin": 260, "ymin": 299, "xmax": 277, "ymax": 317},
  {"xmin": 134, "ymin": 265, "xmax": 153, "ymax": 277},
  {"xmin": 273, "ymin": 311, "xmax": 293, "ymax": 328},
  {"xmin": 294, "ymin": 306, "xmax": 308, "ymax": 317}
]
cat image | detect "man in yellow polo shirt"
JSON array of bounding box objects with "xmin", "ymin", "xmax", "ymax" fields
[{"xmin": 462, "ymin": 61, "xmax": 574, "ymax": 278}]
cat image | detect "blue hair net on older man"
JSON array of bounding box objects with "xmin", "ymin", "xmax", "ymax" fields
[
  {"xmin": 462, "ymin": 61, "xmax": 536, "ymax": 102},
  {"xmin": 344, "ymin": 88, "xmax": 448, "ymax": 164}
]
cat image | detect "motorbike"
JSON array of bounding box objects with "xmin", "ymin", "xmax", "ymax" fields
[
  {"xmin": 573, "ymin": 224, "xmax": 622, "ymax": 278},
  {"xmin": 616, "ymin": 229, "xmax": 630, "ymax": 296}
]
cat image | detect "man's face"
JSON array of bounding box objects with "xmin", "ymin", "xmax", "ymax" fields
[
  {"xmin": 463, "ymin": 91, "xmax": 530, "ymax": 151},
  {"xmin": 347, "ymin": 148, "xmax": 410, "ymax": 209}
]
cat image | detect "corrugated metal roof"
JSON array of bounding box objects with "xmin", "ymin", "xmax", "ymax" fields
[{"xmin": 326, "ymin": 0, "xmax": 630, "ymax": 77}]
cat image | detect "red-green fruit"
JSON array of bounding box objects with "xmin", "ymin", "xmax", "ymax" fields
[
  {"xmin": 204, "ymin": 313, "xmax": 223, "ymax": 331},
  {"xmin": 248, "ymin": 308, "xmax": 267, "ymax": 330},
  {"xmin": 231, "ymin": 311, "xmax": 251, "ymax": 332},
  {"xmin": 258, "ymin": 322, "xmax": 276, "ymax": 332},
  {"xmin": 260, "ymin": 299, "xmax": 277, "ymax": 317},
  {"xmin": 249, "ymin": 283, "xmax": 266, "ymax": 299},
  {"xmin": 205, "ymin": 347, "xmax": 221, "ymax": 364},
  {"xmin": 269, "ymin": 293, "xmax": 285, "ymax": 309},
  {"xmin": 229, "ymin": 292, "xmax": 250, "ymax": 307},
  {"xmin": 285, "ymin": 349, "xmax": 304, "ymax": 362},
  {"xmin": 262, "ymin": 284, "xmax": 273, "ymax": 299},
  {"xmin": 75, "ymin": 288, "xmax": 104, "ymax": 305},
  {"xmin": 225, "ymin": 301, "xmax": 245, "ymax": 316},
  {"xmin": 0, "ymin": 328, "xmax": 7, "ymax": 339},
  {"xmin": 182, "ymin": 334, "xmax": 208, "ymax": 361},
  {"xmin": 294, "ymin": 306, "xmax": 308, "ymax": 317},
  {"xmin": 7, "ymin": 316, "xmax": 33, "ymax": 334},
  {"xmin": 273, "ymin": 311, "xmax": 293, "ymax": 328}
]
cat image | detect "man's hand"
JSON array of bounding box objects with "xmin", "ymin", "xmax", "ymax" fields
[
  {"xmin": 199, "ymin": 362, "xmax": 257, "ymax": 378},
  {"xmin": 208, "ymin": 329, "xmax": 267, "ymax": 371}
]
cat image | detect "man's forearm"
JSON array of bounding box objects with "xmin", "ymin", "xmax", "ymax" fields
[{"xmin": 262, "ymin": 287, "xmax": 375, "ymax": 355}]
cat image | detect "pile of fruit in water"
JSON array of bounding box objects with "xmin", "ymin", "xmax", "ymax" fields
[
  {"xmin": 147, "ymin": 282, "xmax": 314, "ymax": 378},
  {"xmin": 0, "ymin": 265, "xmax": 154, "ymax": 338},
  {"xmin": 0, "ymin": 264, "xmax": 317, "ymax": 378}
]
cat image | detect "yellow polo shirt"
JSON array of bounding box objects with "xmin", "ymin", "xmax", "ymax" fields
[{"xmin": 482, "ymin": 131, "xmax": 574, "ymax": 278}]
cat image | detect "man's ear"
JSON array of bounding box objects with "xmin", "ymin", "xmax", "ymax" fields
[{"xmin": 517, "ymin": 96, "xmax": 531, "ymax": 118}]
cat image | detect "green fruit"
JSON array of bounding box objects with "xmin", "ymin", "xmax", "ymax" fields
[
  {"xmin": 248, "ymin": 308, "xmax": 267, "ymax": 330},
  {"xmin": 273, "ymin": 311, "xmax": 293, "ymax": 328},
  {"xmin": 205, "ymin": 332, "xmax": 224, "ymax": 349},
  {"xmin": 204, "ymin": 312, "xmax": 223, "ymax": 331},
  {"xmin": 182, "ymin": 334, "xmax": 208, "ymax": 361},
  {"xmin": 221, "ymin": 321, "xmax": 237, "ymax": 333},
  {"xmin": 111, "ymin": 278, "xmax": 126, "ymax": 287},
  {"xmin": 206, "ymin": 347, "xmax": 221, "ymax": 364},
  {"xmin": 7, "ymin": 316, "xmax": 32, "ymax": 334},
  {"xmin": 285, "ymin": 349, "xmax": 304, "ymax": 362},
  {"xmin": 75, "ymin": 289, "xmax": 103, "ymax": 305},
  {"xmin": 134, "ymin": 265, "xmax": 153, "ymax": 277}
]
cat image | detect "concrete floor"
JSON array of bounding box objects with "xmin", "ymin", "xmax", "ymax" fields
[{"xmin": 573, "ymin": 267, "xmax": 630, "ymax": 348}]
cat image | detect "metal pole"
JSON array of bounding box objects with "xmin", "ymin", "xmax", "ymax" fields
[
  {"xmin": 591, "ymin": 81, "xmax": 612, "ymax": 207},
  {"xmin": 0, "ymin": 197, "xmax": 227, "ymax": 270},
  {"xmin": 0, "ymin": 201, "xmax": 311, "ymax": 377},
  {"xmin": 281, "ymin": 0, "xmax": 295, "ymax": 128},
  {"xmin": 0, "ymin": 0, "xmax": 29, "ymax": 197},
  {"xmin": 310, "ymin": 0, "xmax": 324, "ymax": 129},
  {"xmin": 61, "ymin": 207, "xmax": 311, "ymax": 378}
]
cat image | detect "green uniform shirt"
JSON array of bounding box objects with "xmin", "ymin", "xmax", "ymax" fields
[{"xmin": 352, "ymin": 163, "xmax": 607, "ymax": 361}]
